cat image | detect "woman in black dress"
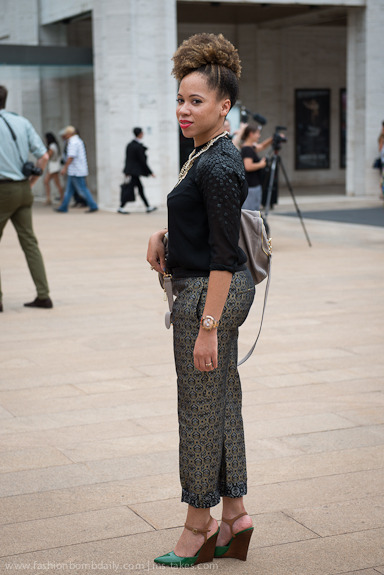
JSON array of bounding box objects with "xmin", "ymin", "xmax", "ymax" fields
[{"xmin": 147, "ymin": 33, "xmax": 255, "ymax": 568}]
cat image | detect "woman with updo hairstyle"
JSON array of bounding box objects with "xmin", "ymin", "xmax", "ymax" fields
[{"xmin": 147, "ymin": 33, "xmax": 255, "ymax": 568}]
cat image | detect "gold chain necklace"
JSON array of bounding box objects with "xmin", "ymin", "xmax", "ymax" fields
[{"xmin": 175, "ymin": 131, "xmax": 228, "ymax": 186}]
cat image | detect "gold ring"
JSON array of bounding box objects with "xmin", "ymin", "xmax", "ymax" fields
[
  {"xmin": 150, "ymin": 266, "xmax": 154, "ymax": 270},
  {"xmin": 205, "ymin": 362, "xmax": 212, "ymax": 367}
]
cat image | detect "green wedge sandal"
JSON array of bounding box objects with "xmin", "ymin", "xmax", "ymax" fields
[
  {"xmin": 214, "ymin": 511, "xmax": 254, "ymax": 561},
  {"xmin": 154, "ymin": 518, "xmax": 219, "ymax": 568}
]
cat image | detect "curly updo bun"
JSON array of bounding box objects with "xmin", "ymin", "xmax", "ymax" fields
[{"xmin": 172, "ymin": 33, "xmax": 241, "ymax": 108}]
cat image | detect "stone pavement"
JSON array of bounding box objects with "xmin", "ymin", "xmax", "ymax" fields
[{"xmin": 0, "ymin": 195, "xmax": 383, "ymax": 575}]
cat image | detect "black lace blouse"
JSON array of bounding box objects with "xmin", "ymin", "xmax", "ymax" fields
[{"xmin": 167, "ymin": 136, "xmax": 248, "ymax": 277}]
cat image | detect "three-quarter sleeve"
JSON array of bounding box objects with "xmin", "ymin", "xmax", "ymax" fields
[{"xmin": 195, "ymin": 145, "xmax": 247, "ymax": 273}]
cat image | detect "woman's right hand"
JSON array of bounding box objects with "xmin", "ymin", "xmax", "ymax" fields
[
  {"xmin": 147, "ymin": 230, "xmax": 167, "ymax": 274},
  {"xmin": 259, "ymin": 157, "xmax": 267, "ymax": 169}
]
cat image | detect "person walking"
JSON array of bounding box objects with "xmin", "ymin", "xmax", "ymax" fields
[
  {"xmin": 60, "ymin": 136, "xmax": 86, "ymax": 207},
  {"xmin": 0, "ymin": 85, "xmax": 53, "ymax": 312},
  {"xmin": 119, "ymin": 127, "xmax": 157, "ymax": 213},
  {"xmin": 378, "ymin": 121, "xmax": 384, "ymax": 199},
  {"xmin": 147, "ymin": 33, "xmax": 255, "ymax": 568},
  {"xmin": 55, "ymin": 126, "xmax": 98, "ymax": 213},
  {"xmin": 44, "ymin": 132, "xmax": 63, "ymax": 205}
]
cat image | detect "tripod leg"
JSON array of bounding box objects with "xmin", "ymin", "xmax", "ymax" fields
[
  {"xmin": 264, "ymin": 154, "xmax": 278, "ymax": 218},
  {"xmin": 279, "ymin": 157, "xmax": 312, "ymax": 247}
]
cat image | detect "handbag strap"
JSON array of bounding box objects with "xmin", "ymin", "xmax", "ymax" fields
[
  {"xmin": 163, "ymin": 275, "xmax": 174, "ymax": 313},
  {"xmin": 0, "ymin": 113, "xmax": 25, "ymax": 166},
  {"xmin": 237, "ymin": 258, "xmax": 271, "ymax": 366},
  {"xmin": 162, "ymin": 261, "xmax": 271, "ymax": 366}
]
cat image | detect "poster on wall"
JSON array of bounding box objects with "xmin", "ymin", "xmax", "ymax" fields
[
  {"xmin": 340, "ymin": 88, "xmax": 346, "ymax": 169},
  {"xmin": 295, "ymin": 89, "xmax": 330, "ymax": 170}
]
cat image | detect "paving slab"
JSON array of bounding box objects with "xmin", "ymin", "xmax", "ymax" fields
[
  {"xmin": 334, "ymin": 571, "xmax": 382, "ymax": 575},
  {"xmin": 0, "ymin": 475, "xmax": 180, "ymax": 526},
  {"xmin": 286, "ymin": 494, "xmax": 384, "ymax": 536},
  {"xmin": 0, "ymin": 446, "xmax": 72, "ymax": 473},
  {"xmin": 281, "ymin": 424, "xmax": 384, "ymax": 453},
  {"xmin": 0, "ymin": 506, "xmax": 153, "ymax": 557},
  {"xmin": 0, "ymin": 196, "xmax": 383, "ymax": 574},
  {"xmin": 246, "ymin": 445, "xmax": 384, "ymax": 485}
]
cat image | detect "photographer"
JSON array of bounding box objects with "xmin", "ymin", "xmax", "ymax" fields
[
  {"xmin": 241, "ymin": 124, "xmax": 268, "ymax": 211},
  {"xmin": 0, "ymin": 85, "xmax": 53, "ymax": 312}
]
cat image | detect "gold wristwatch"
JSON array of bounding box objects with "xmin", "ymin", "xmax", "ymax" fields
[{"xmin": 201, "ymin": 315, "xmax": 219, "ymax": 331}]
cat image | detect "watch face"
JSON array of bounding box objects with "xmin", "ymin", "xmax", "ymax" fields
[{"xmin": 202, "ymin": 317, "xmax": 212, "ymax": 329}]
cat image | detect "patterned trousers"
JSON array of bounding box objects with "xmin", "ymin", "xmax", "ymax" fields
[{"xmin": 172, "ymin": 269, "xmax": 255, "ymax": 508}]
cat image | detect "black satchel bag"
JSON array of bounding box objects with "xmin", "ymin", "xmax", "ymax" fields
[
  {"xmin": 373, "ymin": 157, "xmax": 382, "ymax": 170},
  {"xmin": 120, "ymin": 177, "xmax": 135, "ymax": 203}
]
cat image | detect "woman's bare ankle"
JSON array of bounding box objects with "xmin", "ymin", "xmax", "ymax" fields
[
  {"xmin": 174, "ymin": 515, "xmax": 217, "ymax": 557},
  {"xmin": 221, "ymin": 496, "xmax": 246, "ymax": 520},
  {"xmin": 216, "ymin": 498, "xmax": 252, "ymax": 546}
]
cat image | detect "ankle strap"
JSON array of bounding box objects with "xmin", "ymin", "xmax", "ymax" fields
[
  {"xmin": 184, "ymin": 518, "xmax": 212, "ymax": 544},
  {"xmin": 221, "ymin": 512, "xmax": 248, "ymax": 538}
]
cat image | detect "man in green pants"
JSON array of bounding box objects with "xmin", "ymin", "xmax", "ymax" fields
[{"xmin": 0, "ymin": 85, "xmax": 53, "ymax": 312}]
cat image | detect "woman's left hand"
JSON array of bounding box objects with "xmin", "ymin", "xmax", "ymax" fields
[{"xmin": 194, "ymin": 329, "xmax": 218, "ymax": 372}]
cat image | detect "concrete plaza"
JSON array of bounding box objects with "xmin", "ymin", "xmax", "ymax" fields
[{"xmin": 0, "ymin": 194, "xmax": 383, "ymax": 575}]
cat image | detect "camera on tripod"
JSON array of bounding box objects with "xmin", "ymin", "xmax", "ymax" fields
[
  {"xmin": 272, "ymin": 126, "xmax": 287, "ymax": 151},
  {"xmin": 240, "ymin": 107, "xmax": 287, "ymax": 151},
  {"xmin": 240, "ymin": 106, "xmax": 267, "ymax": 127}
]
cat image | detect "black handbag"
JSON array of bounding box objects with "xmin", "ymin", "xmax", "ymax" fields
[
  {"xmin": 120, "ymin": 178, "xmax": 135, "ymax": 203},
  {"xmin": 373, "ymin": 157, "xmax": 382, "ymax": 170}
]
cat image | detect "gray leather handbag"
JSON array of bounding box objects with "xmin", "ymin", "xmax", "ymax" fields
[{"xmin": 158, "ymin": 210, "xmax": 272, "ymax": 364}]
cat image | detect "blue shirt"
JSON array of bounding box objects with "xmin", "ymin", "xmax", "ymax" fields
[{"xmin": 0, "ymin": 110, "xmax": 47, "ymax": 181}]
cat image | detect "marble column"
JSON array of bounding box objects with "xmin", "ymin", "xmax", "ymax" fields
[
  {"xmin": 92, "ymin": 0, "xmax": 178, "ymax": 209},
  {"xmin": 347, "ymin": 0, "xmax": 384, "ymax": 196}
]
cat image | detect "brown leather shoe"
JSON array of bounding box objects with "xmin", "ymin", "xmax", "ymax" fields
[{"xmin": 24, "ymin": 297, "xmax": 53, "ymax": 309}]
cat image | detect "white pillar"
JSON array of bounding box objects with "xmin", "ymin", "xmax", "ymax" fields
[
  {"xmin": 92, "ymin": 0, "xmax": 179, "ymax": 210},
  {"xmin": 364, "ymin": 0, "xmax": 384, "ymax": 197},
  {"xmin": 347, "ymin": 0, "xmax": 384, "ymax": 196}
]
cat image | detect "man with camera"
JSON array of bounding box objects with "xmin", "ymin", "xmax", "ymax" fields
[{"xmin": 0, "ymin": 85, "xmax": 53, "ymax": 312}]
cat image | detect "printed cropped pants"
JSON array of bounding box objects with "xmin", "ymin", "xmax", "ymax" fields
[{"xmin": 172, "ymin": 269, "xmax": 255, "ymax": 508}]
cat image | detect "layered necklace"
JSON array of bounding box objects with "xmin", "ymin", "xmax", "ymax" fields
[{"xmin": 175, "ymin": 131, "xmax": 228, "ymax": 186}]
